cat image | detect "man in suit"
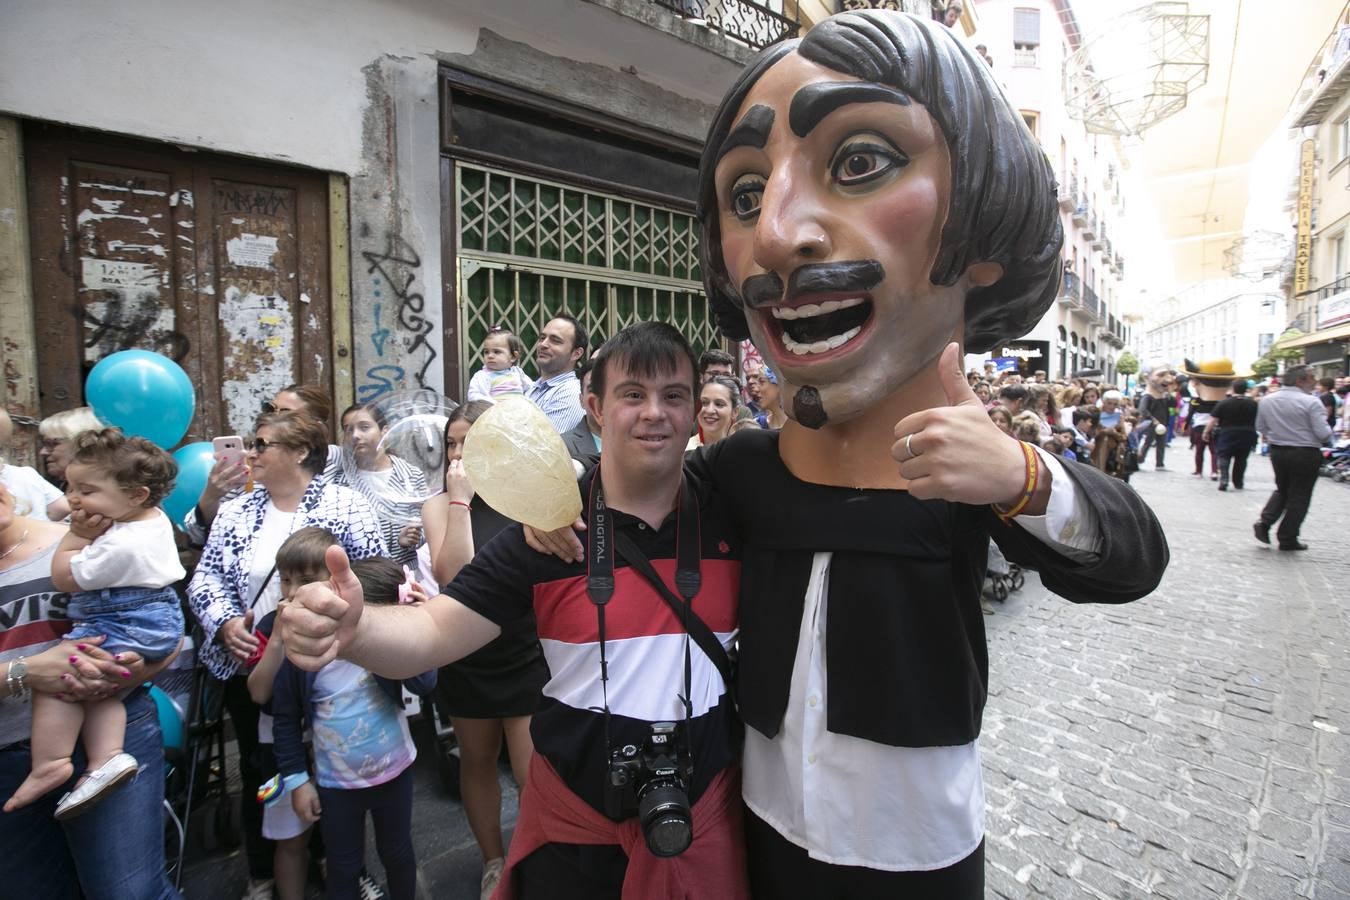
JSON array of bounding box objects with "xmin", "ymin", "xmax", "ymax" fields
[{"xmin": 559, "ymin": 360, "xmax": 600, "ymax": 470}]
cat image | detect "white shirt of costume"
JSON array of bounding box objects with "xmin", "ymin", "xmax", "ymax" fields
[
  {"xmin": 742, "ymin": 448, "xmax": 1102, "ymax": 871},
  {"xmin": 69, "ymin": 509, "xmax": 186, "ymax": 591}
]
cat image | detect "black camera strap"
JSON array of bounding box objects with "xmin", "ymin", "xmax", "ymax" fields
[{"xmin": 587, "ymin": 469, "xmax": 727, "ymax": 750}]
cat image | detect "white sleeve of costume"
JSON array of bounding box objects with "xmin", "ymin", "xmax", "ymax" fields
[{"xmin": 1009, "ymin": 447, "xmax": 1103, "ymax": 563}]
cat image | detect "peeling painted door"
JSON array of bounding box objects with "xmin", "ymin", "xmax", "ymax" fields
[{"xmin": 26, "ymin": 125, "xmax": 334, "ymax": 441}]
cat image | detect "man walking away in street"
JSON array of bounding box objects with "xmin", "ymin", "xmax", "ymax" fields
[
  {"xmin": 1206, "ymin": 379, "xmax": 1258, "ymax": 492},
  {"xmin": 1253, "ymin": 365, "xmax": 1332, "ymax": 550}
]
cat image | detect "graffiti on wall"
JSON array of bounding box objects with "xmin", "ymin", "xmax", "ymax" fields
[
  {"xmin": 77, "ymin": 290, "xmax": 190, "ymax": 363},
  {"xmin": 358, "ymin": 232, "xmax": 437, "ymax": 401}
]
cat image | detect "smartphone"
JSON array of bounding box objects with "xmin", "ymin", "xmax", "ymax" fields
[{"xmin": 212, "ymin": 435, "xmax": 245, "ymax": 469}]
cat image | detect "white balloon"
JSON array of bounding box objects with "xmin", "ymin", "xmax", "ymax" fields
[{"xmin": 461, "ymin": 397, "xmax": 582, "ymax": 531}]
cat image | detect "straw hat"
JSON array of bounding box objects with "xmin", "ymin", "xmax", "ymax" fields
[{"xmin": 1180, "ymin": 358, "xmax": 1252, "ymax": 387}]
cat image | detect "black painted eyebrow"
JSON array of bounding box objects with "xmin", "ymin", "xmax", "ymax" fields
[
  {"xmin": 717, "ymin": 105, "xmax": 775, "ymax": 162},
  {"xmin": 788, "ymin": 83, "xmax": 910, "ymax": 138}
]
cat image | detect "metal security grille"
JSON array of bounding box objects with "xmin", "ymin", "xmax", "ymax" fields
[{"xmin": 455, "ymin": 162, "xmax": 716, "ymax": 393}]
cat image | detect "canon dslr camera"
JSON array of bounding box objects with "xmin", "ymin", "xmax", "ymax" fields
[{"xmin": 604, "ymin": 721, "xmax": 694, "ymax": 857}]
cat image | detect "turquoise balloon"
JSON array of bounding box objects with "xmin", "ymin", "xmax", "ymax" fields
[
  {"xmin": 85, "ymin": 350, "xmax": 196, "ymax": 449},
  {"xmin": 163, "ymin": 442, "xmax": 214, "ymax": 526}
]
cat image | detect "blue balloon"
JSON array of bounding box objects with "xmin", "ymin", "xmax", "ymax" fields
[
  {"xmin": 163, "ymin": 442, "xmax": 214, "ymax": 526},
  {"xmin": 85, "ymin": 350, "xmax": 196, "ymax": 449}
]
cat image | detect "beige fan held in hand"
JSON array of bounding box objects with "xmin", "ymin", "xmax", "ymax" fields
[{"xmin": 460, "ymin": 396, "xmax": 582, "ymax": 530}]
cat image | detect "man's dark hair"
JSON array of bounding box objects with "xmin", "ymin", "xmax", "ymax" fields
[
  {"xmin": 999, "ymin": 383, "xmax": 1029, "ymax": 403},
  {"xmin": 590, "ymin": 321, "xmax": 698, "ymax": 401},
  {"xmin": 1319, "ymin": 377, "xmax": 1336, "ymax": 392},
  {"xmin": 1071, "ymin": 407, "xmax": 1097, "ymax": 427},
  {"xmin": 1284, "ymin": 365, "xmax": 1312, "ymax": 385},
  {"xmin": 696, "ymin": 9, "xmax": 1062, "ymax": 354},
  {"xmin": 1231, "ymin": 378, "xmax": 1249, "ymax": 395},
  {"xmin": 549, "ymin": 313, "xmax": 589, "ymax": 365},
  {"xmin": 698, "ymin": 348, "xmax": 736, "ymax": 375}
]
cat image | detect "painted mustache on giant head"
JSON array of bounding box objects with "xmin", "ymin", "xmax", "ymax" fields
[
  {"xmin": 739, "ymin": 260, "xmax": 885, "ymax": 309},
  {"xmin": 738, "ymin": 260, "xmax": 886, "ymax": 430}
]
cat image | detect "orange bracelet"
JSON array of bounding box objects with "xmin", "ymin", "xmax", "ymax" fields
[
  {"xmin": 993, "ymin": 440, "xmax": 1039, "ymax": 525},
  {"xmin": 448, "ymin": 500, "xmax": 471, "ymax": 510}
]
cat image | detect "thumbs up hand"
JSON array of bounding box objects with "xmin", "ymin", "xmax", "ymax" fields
[
  {"xmin": 892, "ymin": 342, "xmax": 1032, "ymax": 507},
  {"xmin": 278, "ymin": 545, "xmax": 365, "ymax": 672}
]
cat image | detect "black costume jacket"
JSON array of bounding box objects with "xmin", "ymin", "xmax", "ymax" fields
[{"xmin": 690, "ymin": 429, "xmax": 1168, "ymax": 749}]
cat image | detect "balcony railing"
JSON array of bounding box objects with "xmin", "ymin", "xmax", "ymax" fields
[
  {"xmin": 1295, "ymin": 271, "xmax": 1350, "ymax": 305},
  {"xmin": 1059, "ymin": 177, "xmax": 1078, "ymax": 212},
  {"xmin": 1072, "ymin": 200, "xmax": 1089, "ymax": 229},
  {"xmin": 1081, "ymin": 212, "xmax": 1097, "ymax": 241},
  {"xmin": 652, "ymin": 0, "xmax": 800, "ymax": 50},
  {"xmin": 1083, "ymin": 284, "xmax": 1101, "ymax": 321},
  {"xmin": 1059, "ymin": 269, "xmax": 1081, "ymax": 306}
]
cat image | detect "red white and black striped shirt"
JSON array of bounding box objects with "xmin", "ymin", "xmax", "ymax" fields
[{"xmin": 448, "ymin": 468, "xmax": 742, "ymax": 817}]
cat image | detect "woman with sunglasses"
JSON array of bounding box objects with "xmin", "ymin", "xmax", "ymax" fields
[
  {"xmin": 183, "ymin": 384, "xmax": 342, "ymax": 547},
  {"xmin": 186, "ymin": 410, "xmax": 385, "ymax": 900}
]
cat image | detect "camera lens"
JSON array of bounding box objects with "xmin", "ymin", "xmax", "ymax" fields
[{"xmin": 639, "ymin": 783, "xmax": 693, "ymax": 857}]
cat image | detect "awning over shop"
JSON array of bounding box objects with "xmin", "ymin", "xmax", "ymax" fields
[{"xmin": 1273, "ymin": 321, "xmax": 1350, "ymax": 350}]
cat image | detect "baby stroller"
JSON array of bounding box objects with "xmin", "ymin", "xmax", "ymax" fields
[
  {"xmin": 985, "ymin": 539, "xmax": 1025, "ymax": 603},
  {"xmin": 153, "ymin": 631, "xmax": 238, "ymax": 888},
  {"xmin": 1320, "ymin": 441, "xmax": 1350, "ymax": 482}
]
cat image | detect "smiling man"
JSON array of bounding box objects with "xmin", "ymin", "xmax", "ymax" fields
[
  {"xmin": 688, "ymin": 11, "xmax": 1169, "ymax": 895},
  {"xmin": 279, "ymin": 322, "xmax": 749, "ymax": 898},
  {"xmin": 527, "ymin": 314, "xmax": 588, "ymax": 433}
]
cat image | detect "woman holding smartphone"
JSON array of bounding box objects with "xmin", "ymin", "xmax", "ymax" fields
[
  {"xmin": 181, "ymin": 384, "xmax": 342, "ymax": 546},
  {"xmin": 186, "ymin": 410, "xmax": 385, "ymax": 899}
]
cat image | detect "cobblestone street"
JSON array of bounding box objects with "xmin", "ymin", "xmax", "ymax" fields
[{"xmin": 982, "ymin": 449, "xmax": 1350, "ymax": 899}]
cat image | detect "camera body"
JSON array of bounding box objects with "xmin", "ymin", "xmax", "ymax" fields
[{"xmin": 604, "ymin": 721, "xmax": 695, "ymax": 857}]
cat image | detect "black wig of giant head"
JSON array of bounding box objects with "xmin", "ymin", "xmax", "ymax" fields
[{"xmin": 695, "ymin": 10, "xmax": 1063, "ymax": 355}]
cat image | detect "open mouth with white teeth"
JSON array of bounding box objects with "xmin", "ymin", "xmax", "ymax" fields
[{"xmin": 770, "ymin": 297, "xmax": 873, "ymax": 356}]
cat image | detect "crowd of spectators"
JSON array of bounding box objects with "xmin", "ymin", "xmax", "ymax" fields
[
  {"xmin": 5, "ymin": 316, "xmax": 1345, "ymax": 897},
  {"xmin": 0, "ymin": 316, "xmax": 788, "ymax": 900}
]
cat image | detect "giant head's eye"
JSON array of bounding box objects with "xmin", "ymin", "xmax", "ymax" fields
[
  {"xmin": 830, "ymin": 137, "xmax": 909, "ymax": 188},
  {"xmin": 729, "ymin": 175, "xmax": 764, "ymax": 221}
]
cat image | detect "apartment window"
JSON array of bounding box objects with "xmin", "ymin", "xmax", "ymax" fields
[
  {"xmin": 1013, "ymin": 7, "xmax": 1040, "ymax": 66},
  {"xmin": 1337, "ymin": 117, "xmax": 1350, "ymax": 163},
  {"xmin": 1333, "ymin": 232, "xmax": 1346, "ymax": 278},
  {"xmin": 1021, "ymin": 111, "xmax": 1039, "ymax": 137}
]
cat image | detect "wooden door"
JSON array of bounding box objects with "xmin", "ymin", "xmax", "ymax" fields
[{"xmin": 26, "ymin": 124, "xmax": 334, "ymax": 441}]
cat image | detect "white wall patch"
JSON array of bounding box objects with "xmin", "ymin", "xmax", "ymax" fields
[{"xmin": 225, "ymin": 233, "xmax": 280, "ymax": 269}]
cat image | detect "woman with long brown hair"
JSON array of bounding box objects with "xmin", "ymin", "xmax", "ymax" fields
[{"xmin": 419, "ymin": 402, "xmax": 547, "ymax": 900}]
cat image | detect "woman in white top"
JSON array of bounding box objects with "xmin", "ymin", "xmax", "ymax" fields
[{"xmin": 186, "ymin": 410, "xmax": 384, "ymax": 898}]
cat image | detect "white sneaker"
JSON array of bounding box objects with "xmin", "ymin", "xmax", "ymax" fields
[
  {"xmin": 239, "ymin": 878, "xmax": 274, "ymax": 900},
  {"xmin": 53, "ymin": 752, "xmax": 138, "ymax": 820},
  {"xmin": 480, "ymin": 857, "xmax": 505, "ymax": 900},
  {"xmin": 358, "ymin": 871, "xmax": 387, "ymax": 900}
]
